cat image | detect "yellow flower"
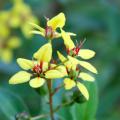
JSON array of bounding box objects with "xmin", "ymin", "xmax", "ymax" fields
[
  {"xmin": 9, "ymin": 43, "xmax": 65, "ymax": 88},
  {"xmin": 0, "ymin": 11, "xmax": 10, "ymax": 37},
  {"xmin": 0, "ymin": 36, "xmax": 21, "ymax": 63},
  {"xmin": 57, "ymin": 51, "xmax": 96, "ymax": 100},
  {"xmin": 29, "ymin": 12, "xmax": 76, "ymax": 39},
  {"xmin": 61, "ymin": 29, "xmax": 96, "ymax": 59},
  {"xmin": 9, "ymin": 0, "xmax": 38, "ymax": 38}
]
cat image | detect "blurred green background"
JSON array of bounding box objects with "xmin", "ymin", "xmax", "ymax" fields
[{"xmin": 0, "ymin": 0, "xmax": 120, "ymax": 120}]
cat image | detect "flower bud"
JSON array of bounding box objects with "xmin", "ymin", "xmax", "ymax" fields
[
  {"xmin": 15, "ymin": 112, "xmax": 30, "ymax": 120},
  {"xmin": 72, "ymin": 90, "xmax": 87, "ymax": 104},
  {"xmin": 45, "ymin": 26, "xmax": 53, "ymax": 39}
]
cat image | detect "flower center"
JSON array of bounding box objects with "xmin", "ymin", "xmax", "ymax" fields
[
  {"xmin": 66, "ymin": 45, "xmax": 80, "ymax": 57},
  {"xmin": 33, "ymin": 62, "xmax": 43, "ymax": 74},
  {"xmin": 66, "ymin": 65, "xmax": 80, "ymax": 80},
  {"xmin": 67, "ymin": 40, "xmax": 86, "ymax": 57}
]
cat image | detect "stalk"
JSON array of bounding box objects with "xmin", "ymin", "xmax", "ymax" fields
[{"xmin": 47, "ymin": 79, "xmax": 54, "ymax": 120}]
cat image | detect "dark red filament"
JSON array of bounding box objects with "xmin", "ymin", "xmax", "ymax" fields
[{"xmin": 33, "ymin": 62, "xmax": 43, "ymax": 74}]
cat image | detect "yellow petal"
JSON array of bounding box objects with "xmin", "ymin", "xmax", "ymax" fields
[
  {"xmin": 57, "ymin": 51, "xmax": 72, "ymax": 70},
  {"xmin": 42, "ymin": 62, "xmax": 48, "ymax": 71},
  {"xmin": 45, "ymin": 70, "xmax": 64, "ymax": 79},
  {"xmin": 79, "ymin": 61, "xmax": 98, "ymax": 74},
  {"xmin": 29, "ymin": 22, "xmax": 45, "ymax": 33},
  {"xmin": 9, "ymin": 71, "xmax": 31, "ymax": 84},
  {"xmin": 68, "ymin": 55, "xmax": 78, "ymax": 64},
  {"xmin": 47, "ymin": 12, "xmax": 66, "ymax": 30},
  {"xmin": 17, "ymin": 58, "xmax": 34, "ymax": 70},
  {"xmin": 78, "ymin": 72, "xmax": 95, "ymax": 82},
  {"xmin": 68, "ymin": 56, "xmax": 98, "ymax": 74},
  {"xmin": 67, "ymin": 32, "xmax": 76, "ymax": 36},
  {"xmin": 34, "ymin": 43, "xmax": 52, "ymax": 62},
  {"xmin": 64, "ymin": 78, "xmax": 76, "ymax": 90},
  {"xmin": 29, "ymin": 77, "xmax": 45, "ymax": 88},
  {"xmin": 1, "ymin": 49, "xmax": 13, "ymax": 63},
  {"xmin": 77, "ymin": 82, "xmax": 89, "ymax": 100},
  {"xmin": 50, "ymin": 64, "xmax": 56, "ymax": 68},
  {"xmin": 78, "ymin": 49, "xmax": 95, "ymax": 59},
  {"xmin": 56, "ymin": 65, "xmax": 68, "ymax": 76},
  {"xmin": 7, "ymin": 37, "xmax": 21, "ymax": 49},
  {"xmin": 57, "ymin": 51, "xmax": 67, "ymax": 62},
  {"xmin": 61, "ymin": 29, "xmax": 75, "ymax": 50},
  {"xmin": 29, "ymin": 30, "xmax": 45, "ymax": 37}
]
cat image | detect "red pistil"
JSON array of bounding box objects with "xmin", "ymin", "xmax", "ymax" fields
[
  {"xmin": 67, "ymin": 39, "xmax": 86, "ymax": 56},
  {"xmin": 33, "ymin": 62, "xmax": 43, "ymax": 74}
]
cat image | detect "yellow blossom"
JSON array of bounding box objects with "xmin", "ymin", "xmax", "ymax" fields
[
  {"xmin": 9, "ymin": 0, "xmax": 38, "ymax": 38},
  {"xmin": 9, "ymin": 43, "xmax": 65, "ymax": 88},
  {"xmin": 0, "ymin": 36, "xmax": 21, "ymax": 63},
  {"xmin": 57, "ymin": 51, "xmax": 97, "ymax": 100},
  {"xmin": 29, "ymin": 12, "xmax": 76, "ymax": 39},
  {"xmin": 0, "ymin": 11, "xmax": 10, "ymax": 37},
  {"xmin": 61, "ymin": 29, "xmax": 96, "ymax": 60}
]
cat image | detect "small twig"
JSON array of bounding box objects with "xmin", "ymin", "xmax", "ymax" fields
[
  {"xmin": 54, "ymin": 100, "xmax": 74, "ymax": 113},
  {"xmin": 31, "ymin": 113, "xmax": 49, "ymax": 120},
  {"xmin": 51, "ymin": 84, "xmax": 64, "ymax": 96},
  {"xmin": 31, "ymin": 100, "xmax": 74, "ymax": 120}
]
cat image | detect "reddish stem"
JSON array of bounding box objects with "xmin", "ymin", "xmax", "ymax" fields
[{"xmin": 47, "ymin": 80, "xmax": 54, "ymax": 120}]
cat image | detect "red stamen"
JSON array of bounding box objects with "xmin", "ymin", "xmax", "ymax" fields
[
  {"xmin": 33, "ymin": 61, "xmax": 43, "ymax": 74},
  {"xmin": 66, "ymin": 47, "xmax": 70, "ymax": 55}
]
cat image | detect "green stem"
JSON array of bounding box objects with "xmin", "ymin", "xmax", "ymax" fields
[{"xmin": 30, "ymin": 113, "xmax": 49, "ymax": 120}]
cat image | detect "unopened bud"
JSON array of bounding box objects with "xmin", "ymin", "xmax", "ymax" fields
[
  {"xmin": 72, "ymin": 90, "xmax": 87, "ymax": 104},
  {"xmin": 15, "ymin": 112, "xmax": 30, "ymax": 120},
  {"xmin": 45, "ymin": 26, "xmax": 53, "ymax": 39}
]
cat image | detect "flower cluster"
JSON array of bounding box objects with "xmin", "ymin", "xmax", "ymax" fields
[
  {"xmin": 9, "ymin": 12, "xmax": 98, "ymax": 100},
  {"xmin": 0, "ymin": 0, "xmax": 37, "ymax": 63}
]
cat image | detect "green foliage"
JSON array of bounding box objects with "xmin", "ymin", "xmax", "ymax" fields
[{"xmin": 0, "ymin": 88, "xmax": 29, "ymax": 120}]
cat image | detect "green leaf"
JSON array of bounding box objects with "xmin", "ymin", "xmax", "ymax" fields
[
  {"xmin": 0, "ymin": 88, "xmax": 29, "ymax": 120},
  {"xmin": 71, "ymin": 81, "xmax": 98, "ymax": 120}
]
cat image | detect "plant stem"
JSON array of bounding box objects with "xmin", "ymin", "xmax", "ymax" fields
[
  {"xmin": 31, "ymin": 99, "xmax": 74, "ymax": 120},
  {"xmin": 31, "ymin": 113, "xmax": 49, "ymax": 120},
  {"xmin": 47, "ymin": 80, "xmax": 54, "ymax": 120}
]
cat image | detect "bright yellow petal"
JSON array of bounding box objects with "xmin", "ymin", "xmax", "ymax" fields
[
  {"xmin": 64, "ymin": 78, "xmax": 76, "ymax": 90},
  {"xmin": 47, "ymin": 12, "xmax": 66, "ymax": 30},
  {"xmin": 17, "ymin": 58, "xmax": 34, "ymax": 70},
  {"xmin": 34, "ymin": 43, "xmax": 52, "ymax": 62},
  {"xmin": 29, "ymin": 22, "xmax": 45, "ymax": 33},
  {"xmin": 57, "ymin": 51, "xmax": 72, "ymax": 70},
  {"xmin": 78, "ymin": 49, "xmax": 95, "ymax": 59},
  {"xmin": 29, "ymin": 30, "xmax": 45, "ymax": 37},
  {"xmin": 68, "ymin": 56, "xmax": 78, "ymax": 64},
  {"xmin": 79, "ymin": 61, "xmax": 98, "ymax": 74},
  {"xmin": 77, "ymin": 82, "xmax": 89, "ymax": 100},
  {"xmin": 45, "ymin": 70, "xmax": 64, "ymax": 79},
  {"xmin": 1, "ymin": 49, "xmax": 13, "ymax": 63},
  {"xmin": 78, "ymin": 72, "xmax": 95, "ymax": 82},
  {"xmin": 67, "ymin": 32, "xmax": 76, "ymax": 36},
  {"xmin": 7, "ymin": 37, "xmax": 21, "ymax": 49},
  {"xmin": 61, "ymin": 29, "xmax": 75, "ymax": 50},
  {"xmin": 9, "ymin": 71, "xmax": 31, "ymax": 84},
  {"xmin": 68, "ymin": 56, "xmax": 98, "ymax": 74},
  {"xmin": 57, "ymin": 51, "xmax": 67, "ymax": 62},
  {"xmin": 56, "ymin": 65, "xmax": 68, "ymax": 76},
  {"xmin": 29, "ymin": 77, "xmax": 45, "ymax": 88},
  {"xmin": 42, "ymin": 62, "xmax": 48, "ymax": 71}
]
